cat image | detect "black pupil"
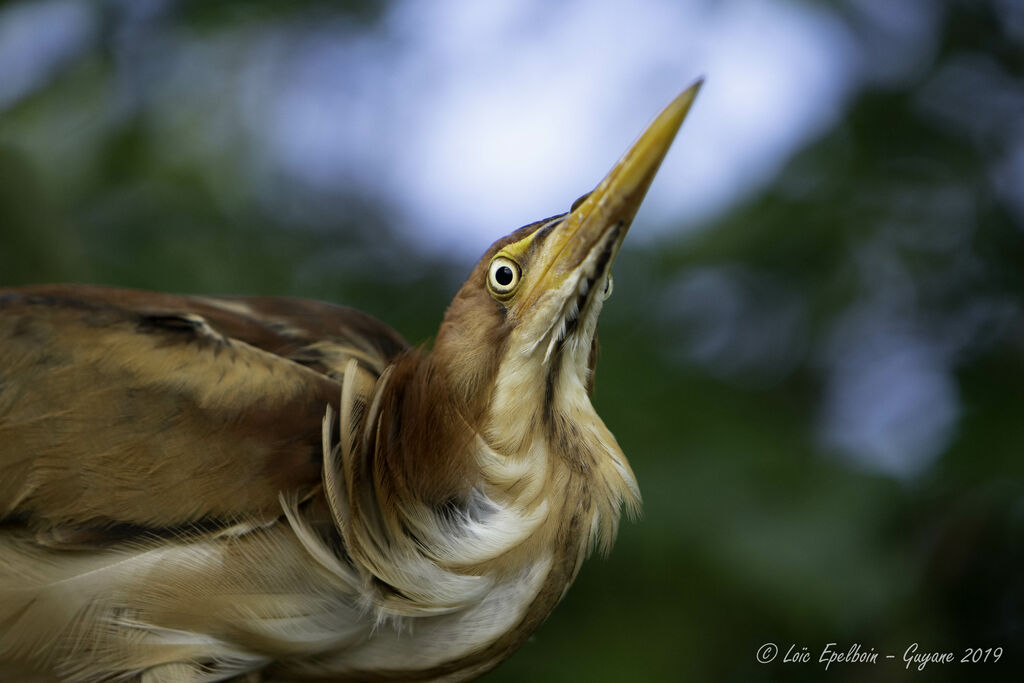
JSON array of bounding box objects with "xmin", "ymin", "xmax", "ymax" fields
[{"xmin": 495, "ymin": 265, "xmax": 514, "ymax": 286}]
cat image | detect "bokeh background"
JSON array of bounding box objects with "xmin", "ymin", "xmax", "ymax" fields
[{"xmin": 2, "ymin": 0, "xmax": 1023, "ymax": 681}]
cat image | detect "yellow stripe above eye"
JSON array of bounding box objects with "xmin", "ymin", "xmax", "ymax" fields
[{"xmin": 495, "ymin": 216, "xmax": 565, "ymax": 264}]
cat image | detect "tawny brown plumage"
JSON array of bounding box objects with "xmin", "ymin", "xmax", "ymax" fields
[{"xmin": 0, "ymin": 83, "xmax": 701, "ymax": 682}]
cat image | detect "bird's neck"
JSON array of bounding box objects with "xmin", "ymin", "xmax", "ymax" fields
[
  {"xmin": 372, "ymin": 350, "xmax": 480, "ymax": 506},
  {"xmin": 321, "ymin": 347, "xmax": 637, "ymax": 619}
]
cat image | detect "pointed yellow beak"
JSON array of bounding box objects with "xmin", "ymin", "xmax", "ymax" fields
[
  {"xmin": 511, "ymin": 80, "xmax": 703, "ymax": 310},
  {"xmin": 564, "ymin": 78, "xmax": 703, "ymax": 251}
]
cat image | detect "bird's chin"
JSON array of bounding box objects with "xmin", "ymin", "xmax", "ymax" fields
[
  {"xmin": 539, "ymin": 234, "xmax": 619, "ymax": 370},
  {"xmin": 544, "ymin": 273, "xmax": 607, "ymax": 377}
]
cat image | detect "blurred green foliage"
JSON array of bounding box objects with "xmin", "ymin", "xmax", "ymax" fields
[{"xmin": 1, "ymin": 0, "xmax": 1022, "ymax": 681}]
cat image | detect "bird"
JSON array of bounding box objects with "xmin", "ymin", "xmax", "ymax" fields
[{"xmin": 0, "ymin": 80, "xmax": 701, "ymax": 682}]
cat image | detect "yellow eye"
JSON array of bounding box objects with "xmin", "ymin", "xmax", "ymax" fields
[{"xmin": 487, "ymin": 256, "xmax": 521, "ymax": 296}]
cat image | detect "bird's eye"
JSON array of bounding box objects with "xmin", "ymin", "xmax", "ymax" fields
[
  {"xmin": 487, "ymin": 256, "xmax": 522, "ymax": 296},
  {"xmin": 602, "ymin": 274, "xmax": 614, "ymax": 301}
]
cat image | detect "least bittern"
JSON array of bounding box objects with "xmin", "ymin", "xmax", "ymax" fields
[{"xmin": 0, "ymin": 81, "xmax": 701, "ymax": 682}]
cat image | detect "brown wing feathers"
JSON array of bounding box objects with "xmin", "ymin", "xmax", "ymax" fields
[{"xmin": 0, "ymin": 285, "xmax": 407, "ymax": 545}]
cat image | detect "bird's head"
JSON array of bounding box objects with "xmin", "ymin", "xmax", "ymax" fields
[{"xmin": 434, "ymin": 82, "xmax": 701, "ymax": 464}]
